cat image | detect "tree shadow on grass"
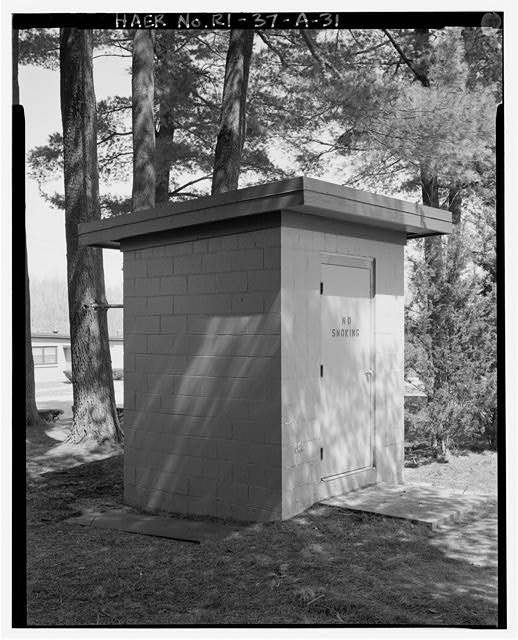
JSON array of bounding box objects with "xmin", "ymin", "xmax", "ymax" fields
[
  {"xmin": 27, "ymin": 456, "xmax": 124, "ymax": 525},
  {"xmin": 26, "ymin": 418, "xmax": 123, "ymax": 480},
  {"xmin": 26, "ymin": 456, "xmax": 498, "ymax": 627},
  {"xmin": 229, "ymin": 504, "xmax": 499, "ymax": 626},
  {"xmin": 429, "ymin": 499, "xmax": 498, "ymax": 568}
]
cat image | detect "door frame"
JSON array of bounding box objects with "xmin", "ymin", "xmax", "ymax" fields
[{"xmin": 319, "ymin": 252, "xmax": 376, "ymax": 480}]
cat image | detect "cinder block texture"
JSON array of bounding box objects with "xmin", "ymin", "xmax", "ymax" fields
[
  {"xmin": 123, "ymin": 217, "xmax": 405, "ymax": 524},
  {"xmin": 280, "ymin": 216, "xmax": 405, "ymax": 520},
  {"xmin": 124, "ymin": 228, "xmax": 283, "ymax": 522}
]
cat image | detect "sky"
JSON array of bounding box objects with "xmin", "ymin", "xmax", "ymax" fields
[{"xmin": 21, "ymin": 52, "xmax": 133, "ymax": 290}]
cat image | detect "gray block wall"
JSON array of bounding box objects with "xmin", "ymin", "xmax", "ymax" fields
[
  {"xmin": 122, "ymin": 216, "xmax": 405, "ymax": 523},
  {"xmin": 280, "ymin": 215, "xmax": 405, "ymax": 519},
  {"xmin": 123, "ymin": 227, "xmax": 283, "ymax": 521}
]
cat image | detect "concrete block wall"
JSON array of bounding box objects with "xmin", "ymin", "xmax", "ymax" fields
[
  {"xmin": 122, "ymin": 215, "xmax": 405, "ymax": 523},
  {"xmin": 280, "ymin": 214, "xmax": 405, "ymax": 519},
  {"xmin": 123, "ymin": 226, "xmax": 283, "ymax": 522}
]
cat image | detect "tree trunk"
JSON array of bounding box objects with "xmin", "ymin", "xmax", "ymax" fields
[
  {"xmin": 155, "ymin": 92, "xmax": 174, "ymax": 204},
  {"xmin": 155, "ymin": 31, "xmax": 177, "ymax": 204},
  {"xmin": 414, "ymin": 29, "xmax": 442, "ymax": 271},
  {"xmin": 420, "ymin": 164, "xmax": 439, "ymax": 209},
  {"xmin": 415, "ymin": 28, "xmax": 442, "ymax": 307},
  {"xmin": 14, "ymin": 28, "xmax": 44, "ymax": 427},
  {"xmin": 415, "ymin": 28, "xmax": 438, "ymax": 210},
  {"xmin": 155, "ymin": 100, "xmax": 174, "ymax": 204},
  {"xmin": 132, "ymin": 30, "xmax": 156, "ymax": 211},
  {"xmin": 211, "ymin": 30, "xmax": 254, "ymax": 195},
  {"xmin": 25, "ymin": 207, "xmax": 44, "ymax": 427},
  {"xmin": 13, "ymin": 28, "xmax": 19, "ymax": 105},
  {"xmin": 413, "ymin": 28, "xmax": 432, "ymax": 87},
  {"xmin": 414, "ymin": 28, "xmax": 436, "ymax": 205},
  {"xmin": 438, "ymin": 434, "xmax": 449, "ymax": 461},
  {"xmin": 448, "ymin": 184, "xmax": 462, "ymax": 226},
  {"xmin": 421, "ymin": 165, "xmax": 443, "ymax": 270},
  {"xmin": 414, "ymin": 29, "xmax": 448, "ymax": 436},
  {"xmin": 60, "ymin": 28, "xmax": 122, "ymax": 444}
]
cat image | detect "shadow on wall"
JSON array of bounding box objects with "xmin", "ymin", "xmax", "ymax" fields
[
  {"xmin": 281, "ymin": 300, "xmax": 403, "ymax": 513},
  {"xmin": 124, "ymin": 288, "xmax": 283, "ymax": 522},
  {"xmin": 280, "ymin": 231, "xmax": 404, "ymax": 517},
  {"xmin": 124, "ymin": 224, "xmax": 405, "ymax": 523}
]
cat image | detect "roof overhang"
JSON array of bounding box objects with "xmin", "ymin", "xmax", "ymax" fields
[{"xmin": 78, "ymin": 177, "xmax": 452, "ymax": 249}]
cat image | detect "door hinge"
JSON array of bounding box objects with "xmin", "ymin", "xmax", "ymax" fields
[
  {"xmin": 320, "ymin": 282, "xmax": 324, "ymax": 295},
  {"xmin": 320, "ymin": 364, "xmax": 324, "ymax": 377}
]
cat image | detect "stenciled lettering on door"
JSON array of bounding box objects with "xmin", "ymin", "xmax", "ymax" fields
[
  {"xmin": 331, "ymin": 315, "xmax": 360, "ymax": 338},
  {"xmin": 320, "ymin": 259, "xmax": 374, "ymax": 478}
]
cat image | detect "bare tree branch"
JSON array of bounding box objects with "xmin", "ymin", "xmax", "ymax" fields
[
  {"xmin": 99, "ymin": 102, "xmax": 131, "ymax": 115},
  {"xmin": 99, "ymin": 150, "xmax": 133, "ymax": 168},
  {"xmin": 169, "ymin": 174, "xmax": 212, "ymax": 196},
  {"xmin": 93, "ymin": 53, "xmax": 131, "ymax": 59},
  {"xmin": 193, "ymin": 35, "xmax": 226, "ymax": 60},
  {"xmin": 191, "ymin": 89, "xmax": 219, "ymax": 111},
  {"xmin": 347, "ymin": 29, "xmax": 362, "ymax": 47},
  {"xmin": 381, "ymin": 29, "xmax": 430, "ymax": 87},
  {"xmin": 300, "ymin": 31, "xmax": 341, "ymax": 79},
  {"xmin": 257, "ymin": 31, "xmax": 288, "ymax": 67},
  {"xmin": 98, "ymin": 130, "xmax": 132, "ymax": 145},
  {"xmin": 352, "ymin": 40, "xmax": 390, "ymax": 56}
]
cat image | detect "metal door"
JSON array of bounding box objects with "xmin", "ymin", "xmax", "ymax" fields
[{"xmin": 320, "ymin": 257, "xmax": 374, "ymax": 479}]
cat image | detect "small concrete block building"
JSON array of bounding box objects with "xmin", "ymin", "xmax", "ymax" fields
[{"xmin": 79, "ymin": 177, "xmax": 451, "ymax": 522}]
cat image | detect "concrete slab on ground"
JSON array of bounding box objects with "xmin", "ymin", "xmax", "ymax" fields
[
  {"xmin": 320, "ymin": 482, "xmax": 494, "ymax": 530},
  {"xmin": 67, "ymin": 509, "xmax": 241, "ymax": 543}
]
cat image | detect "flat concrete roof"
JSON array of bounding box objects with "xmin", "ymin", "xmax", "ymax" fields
[{"xmin": 79, "ymin": 177, "xmax": 452, "ymax": 249}]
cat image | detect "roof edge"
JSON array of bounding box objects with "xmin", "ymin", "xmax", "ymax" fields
[{"xmin": 79, "ymin": 177, "xmax": 452, "ymax": 248}]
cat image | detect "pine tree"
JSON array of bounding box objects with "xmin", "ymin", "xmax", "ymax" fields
[
  {"xmin": 212, "ymin": 30, "xmax": 254, "ymax": 194},
  {"xmin": 406, "ymin": 214, "xmax": 497, "ymax": 453},
  {"xmin": 60, "ymin": 28, "xmax": 122, "ymax": 444},
  {"xmin": 131, "ymin": 30, "xmax": 156, "ymax": 211},
  {"xmin": 14, "ymin": 28, "xmax": 46, "ymax": 427}
]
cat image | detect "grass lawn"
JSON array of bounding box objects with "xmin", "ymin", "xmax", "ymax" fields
[{"xmin": 25, "ymin": 424, "xmax": 498, "ymax": 627}]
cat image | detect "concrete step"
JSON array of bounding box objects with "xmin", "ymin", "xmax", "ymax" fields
[
  {"xmin": 67, "ymin": 509, "xmax": 241, "ymax": 543},
  {"xmin": 320, "ymin": 482, "xmax": 495, "ymax": 530}
]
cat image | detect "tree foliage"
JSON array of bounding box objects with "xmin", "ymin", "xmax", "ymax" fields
[{"xmin": 405, "ymin": 211, "xmax": 497, "ymax": 451}]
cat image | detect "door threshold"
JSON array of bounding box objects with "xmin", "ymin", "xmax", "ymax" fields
[{"xmin": 321, "ymin": 466, "xmax": 375, "ymax": 482}]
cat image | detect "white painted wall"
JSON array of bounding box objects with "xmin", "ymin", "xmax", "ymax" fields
[{"xmin": 280, "ymin": 214, "xmax": 405, "ymax": 519}]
